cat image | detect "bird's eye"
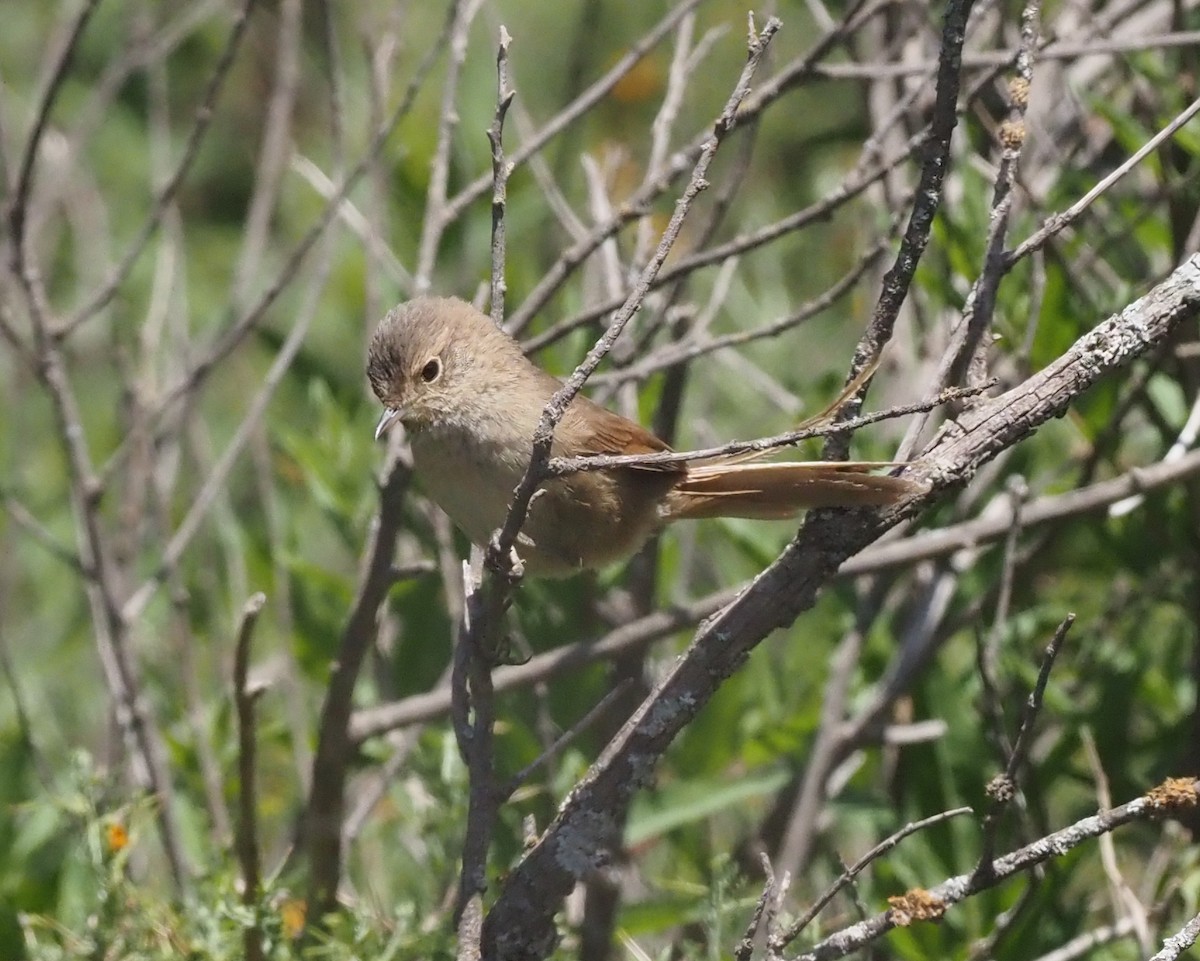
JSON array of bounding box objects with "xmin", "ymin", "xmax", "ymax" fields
[{"xmin": 420, "ymin": 358, "xmax": 442, "ymax": 383}]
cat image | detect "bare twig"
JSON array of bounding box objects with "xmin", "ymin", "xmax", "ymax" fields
[
  {"xmin": 842, "ymin": 446, "xmax": 1200, "ymax": 576},
  {"xmin": 825, "ymin": 0, "xmax": 977, "ymax": 459},
  {"xmin": 974, "ymin": 478, "xmax": 1029, "ymax": 766},
  {"xmin": 121, "ymin": 208, "xmax": 340, "ymax": 622},
  {"xmin": 440, "ymin": 0, "xmax": 706, "ymax": 248},
  {"xmin": 6, "ymin": 0, "xmax": 190, "ymax": 891},
  {"xmin": 907, "ymin": 0, "xmax": 1042, "ymax": 450},
  {"xmin": 414, "ymin": 0, "xmax": 486, "ymax": 293},
  {"xmin": 1081, "ymin": 729, "xmax": 1154, "ymax": 954},
  {"xmin": 453, "ymin": 27, "xmax": 518, "ymax": 937},
  {"xmin": 548, "ymin": 382, "xmax": 989, "ymax": 476},
  {"xmin": 502, "ymin": 679, "xmax": 635, "ymax": 799},
  {"xmin": 1005, "ymin": 96, "xmax": 1200, "ymax": 268},
  {"xmin": 487, "ymin": 20, "xmax": 782, "ymax": 580},
  {"xmin": 589, "ymin": 211, "xmax": 906, "ymax": 389},
  {"xmin": 230, "ymin": 0, "xmax": 302, "ymax": 309},
  {"xmin": 488, "ymin": 26, "xmax": 515, "ymax": 324},
  {"xmin": 734, "ymin": 853, "xmax": 777, "ymax": 961},
  {"xmin": 170, "ymin": 580, "xmax": 233, "ymax": 845},
  {"xmin": 59, "ymin": 0, "xmax": 258, "ymax": 336},
  {"xmin": 349, "ymin": 586, "xmax": 737, "ymax": 741},
  {"xmin": 974, "ymin": 613, "xmax": 1074, "ymax": 874},
  {"xmin": 773, "ymin": 585, "xmax": 888, "ymax": 881},
  {"xmin": 774, "ymin": 807, "xmax": 974, "ymax": 951},
  {"xmin": 0, "ymin": 489, "xmax": 84, "ymax": 573},
  {"xmin": 7, "ymin": 0, "xmax": 105, "ymax": 253},
  {"xmin": 99, "ymin": 0, "xmax": 463, "ymax": 486},
  {"xmin": 350, "ymin": 439, "xmax": 1200, "ymax": 745},
  {"xmin": 233, "ymin": 592, "xmax": 268, "ymax": 961},
  {"xmin": 518, "ymin": 133, "xmax": 924, "ymax": 355},
  {"xmin": 453, "ymin": 555, "xmax": 502, "ymax": 943},
  {"xmin": 1027, "ymin": 916, "xmax": 1145, "ymax": 961},
  {"xmin": 305, "ymin": 456, "xmax": 412, "ymax": 923},
  {"xmin": 289, "ymin": 156, "xmax": 412, "ymax": 287},
  {"xmin": 632, "ymin": 11, "xmax": 705, "ymax": 270},
  {"xmin": 506, "ymin": 0, "xmax": 886, "ymax": 340},
  {"xmin": 797, "ymin": 781, "xmax": 1197, "ymax": 961},
  {"xmin": 1149, "ymin": 911, "xmax": 1200, "ymax": 961}
]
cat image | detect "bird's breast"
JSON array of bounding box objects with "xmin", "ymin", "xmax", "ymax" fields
[
  {"xmin": 409, "ymin": 420, "xmax": 527, "ymax": 548},
  {"xmin": 407, "ymin": 415, "xmax": 674, "ymax": 576}
]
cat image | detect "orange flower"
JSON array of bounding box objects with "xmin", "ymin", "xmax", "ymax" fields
[
  {"xmin": 105, "ymin": 821, "xmax": 129, "ymax": 853},
  {"xmin": 279, "ymin": 898, "xmax": 306, "ymax": 940}
]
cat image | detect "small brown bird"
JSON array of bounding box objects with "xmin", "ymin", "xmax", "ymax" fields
[{"xmin": 368, "ymin": 297, "xmax": 921, "ymax": 576}]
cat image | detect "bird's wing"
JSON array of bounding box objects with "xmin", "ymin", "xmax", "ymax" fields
[{"xmin": 556, "ymin": 395, "xmax": 681, "ymax": 471}]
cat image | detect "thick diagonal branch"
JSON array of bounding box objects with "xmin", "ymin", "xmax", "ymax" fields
[{"xmin": 482, "ymin": 257, "xmax": 1200, "ymax": 961}]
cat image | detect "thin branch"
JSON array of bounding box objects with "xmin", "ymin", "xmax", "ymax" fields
[
  {"xmin": 453, "ymin": 555, "xmax": 502, "ymax": 943},
  {"xmin": 507, "ymin": 0, "xmax": 885, "ymax": 339},
  {"xmin": 734, "ymin": 854, "xmax": 777, "ymax": 961},
  {"xmin": 233, "ymin": 592, "xmax": 268, "ymax": 961},
  {"xmin": 1005, "ymin": 95, "xmax": 1200, "ymax": 268},
  {"xmin": 773, "ymin": 587, "xmax": 888, "ymax": 881},
  {"xmin": 517, "ymin": 135, "xmax": 920, "ymax": 354},
  {"xmin": 797, "ymin": 780, "xmax": 1199, "ymax": 961},
  {"xmin": 502, "ymin": 679, "xmax": 635, "ymax": 799},
  {"xmin": 588, "ymin": 211, "xmax": 904, "ymax": 388},
  {"xmin": 453, "ymin": 26, "xmax": 517, "ymax": 938},
  {"xmin": 289, "ymin": 155, "xmax": 412, "ymax": 288},
  {"xmin": 99, "ymin": 0, "xmax": 463, "ymax": 486},
  {"xmin": 349, "ymin": 586, "xmax": 737, "ymax": 742},
  {"xmin": 0, "ymin": 489, "xmax": 85, "ymax": 574},
  {"xmin": 7, "ymin": 0, "xmax": 104, "ymax": 249},
  {"xmin": 59, "ymin": 0, "xmax": 258, "ymax": 336},
  {"xmin": 1081, "ymin": 728, "xmax": 1154, "ymax": 954},
  {"xmin": 439, "ymin": 0, "xmax": 706, "ymax": 239},
  {"xmin": 825, "ymin": 0, "xmax": 977, "ymax": 459},
  {"xmin": 807, "ymin": 31, "xmax": 1200, "ymax": 79},
  {"xmin": 974, "ymin": 613, "xmax": 1074, "ymax": 875},
  {"xmin": 414, "ymin": 0, "xmax": 485, "ymax": 293},
  {"xmin": 170, "ymin": 578, "xmax": 234, "ymax": 845},
  {"xmin": 1027, "ymin": 917, "xmax": 1144, "ymax": 961},
  {"xmin": 632, "ymin": 12, "xmax": 705, "ymax": 270},
  {"xmin": 932, "ymin": 0, "xmax": 1042, "ymax": 405},
  {"xmin": 974, "ymin": 478, "xmax": 1029, "ymax": 767},
  {"xmin": 515, "ymin": 41, "xmax": 926, "ymax": 345},
  {"xmin": 121, "ymin": 209, "xmax": 339, "ymax": 622},
  {"xmin": 773, "ymin": 807, "xmax": 974, "ymax": 951},
  {"xmin": 304, "ymin": 456, "xmax": 412, "ymax": 923},
  {"xmin": 488, "ymin": 26, "xmax": 515, "ymax": 324},
  {"xmin": 1149, "ymin": 911, "xmax": 1200, "ymax": 961},
  {"xmin": 66, "ymin": 1, "xmax": 225, "ymax": 155},
  {"xmin": 6, "ymin": 0, "xmax": 190, "ymax": 888},
  {"xmin": 486, "ymin": 19, "xmax": 782, "ymax": 586},
  {"xmin": 841, "ymin": 446, "xmax": 1200, "ymax": 576},
  {"xmin": 546, "ymin": 382, "xmax": 989, "ymax": 476},
  {"xmin": 230, "ymin": 0, "xmax": 303, "ymax": 309}
]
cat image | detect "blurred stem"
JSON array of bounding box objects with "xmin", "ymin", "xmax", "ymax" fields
[{"xmin": 305, "ymin": 456, "xmax": 411, "ymax": 925}]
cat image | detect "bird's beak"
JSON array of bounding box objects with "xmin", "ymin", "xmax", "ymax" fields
[{"xmin": 374, "ymin": 406, "xmax": 404, "ymax": 441}]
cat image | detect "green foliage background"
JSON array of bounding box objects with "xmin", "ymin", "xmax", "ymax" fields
[{"xmin": 1, "ymin": 0, "xmax": 1198, "ymax": 958}]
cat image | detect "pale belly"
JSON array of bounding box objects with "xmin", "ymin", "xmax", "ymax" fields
[
  {"xmin": 410, "ymin": 426, "xmax": 518, "ymax": 546},
  {"xmin": 408, "ymin": 424, "xmax": 666, "ymax": 576}
]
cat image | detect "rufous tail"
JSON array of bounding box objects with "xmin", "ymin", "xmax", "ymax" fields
[{"xmin": 663, "ymin": 461, "xmax": 921, "ymax": 521}]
